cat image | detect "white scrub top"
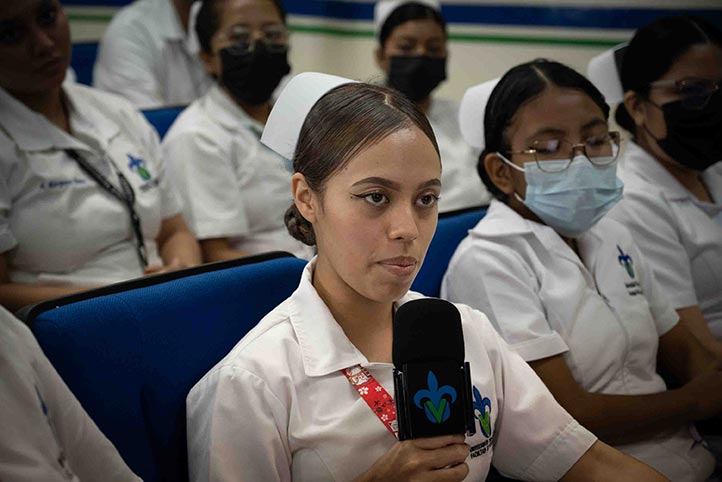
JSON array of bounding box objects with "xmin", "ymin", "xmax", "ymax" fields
[
  {"xmin": 609, "ymin": 141, "xmax": 722, "ymax": 340},
  {"xmin": 163, "ymin": 85, "xmax": 313, "ymax": 259},
  {"xmin": 429, "ymin": 98, "xmax": 491, "ymax": 213},
  {"xmin": 441, "ymin": 199, "xmax": 715, "ymax": 482},
  {"xmin": 0, "ymin": 306, "xmax": 141, "ymax": 482},
  {"xmin": 187, "ymin": 258, "xmax": 597, "ymax": 482},
  {"xmin": 0, "ymin": 84, "xmax": 181, "ymax": 286},
  {"xmin": 93, "ymin": 0, "xmax": 212, "ymax": 109}
]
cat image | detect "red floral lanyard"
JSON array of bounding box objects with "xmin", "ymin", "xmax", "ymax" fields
[{"xmin": 342, "ymin": 365, "xmax": 398, "ymax": 438}]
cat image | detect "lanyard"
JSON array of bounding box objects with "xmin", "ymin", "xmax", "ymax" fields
[
  {"xmin": 66, "ymin": 149, "xmax": 149, "ymax": 269},
  {"xmin": 342, "ymin": 365, "xmax": 398, "ymax": 438}
]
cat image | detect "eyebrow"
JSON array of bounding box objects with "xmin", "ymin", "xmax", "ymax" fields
[
  {"xmin": 351, "ymin": 177, "xmax": 441, "ymax": 190},
  {"xmin": 526, "ymin": 118, "xmax": 607, "ymax": 140},
  {"xmin": 581, "ymin": 118, "xmax": 607, "ymax": 130}
]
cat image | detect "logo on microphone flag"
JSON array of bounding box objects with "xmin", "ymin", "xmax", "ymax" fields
[{"xmin": 413, "ymin": 371, "xmax": 457, "ymax": 424}]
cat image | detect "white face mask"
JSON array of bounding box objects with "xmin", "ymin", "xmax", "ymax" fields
[{"xmin": 499, "ymin": 154, "xmax": 624, "ymax": 238}]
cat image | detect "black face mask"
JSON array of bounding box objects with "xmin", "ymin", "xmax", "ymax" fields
[
  {"xmin": 649, "ymin": 91, "xmax": 722, "ymax": 171},
  {"xmin": 220, "ymin": 42, "xmax": 291, "ymax": 106},
  {"xmin": 387, "ymin": 55, "xmax": 446, "ymax": 102}
]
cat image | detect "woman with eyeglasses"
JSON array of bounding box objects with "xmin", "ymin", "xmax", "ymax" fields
[
  {"xmin": 441, "ymin": 59, "xmax": 721, "ymax": 482},
  {"xmin": 607, "ymin": 16, "xmax": 722, "ymax": 355},
  {"xmin": 373, "ymin": 0, "xmax": 490, "ymax": 213},
  {"xmin": 0, "ymin": 0, "xmax": 202, "ymax": 312},
  {"xmin": 162, "ymin": 0, "xmax": 312, "ymax": 262}
]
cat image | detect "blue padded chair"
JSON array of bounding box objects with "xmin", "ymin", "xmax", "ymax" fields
[
  {"xmin": 28, "ymin": 252, "xmax": 307, "ymax": 482},
  {"xmin": 141, "ymin": 106, "xmax": 186, "ymax": 139},
  {"xmin": 70, "ymin": 42, "xmax": 99, "ymax": 86},
  {"xmin": 411, "ymin": 207, "xmax": 487, "ymax": 297}
]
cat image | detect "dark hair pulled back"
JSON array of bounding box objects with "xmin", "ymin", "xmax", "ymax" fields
[
  {"xmin": 479, "ymin": 59, "xmax": 610, "ymax": 201},
  {"xmin": 195, "ymin": 0, "xmax": 287, "ymax": 54},
  {"xmin": 378, "ymin": 2, "xmax": 447, "ymax": 47},
  {"xmin": 285, "ymin": 83, "xmax": 440, "ymax": 245},
  {"xmin": 615, "ymin": 15, "xmax": 722, "ymax": 132}
]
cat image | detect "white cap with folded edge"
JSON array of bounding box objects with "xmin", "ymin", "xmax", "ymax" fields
[
  {"xmin": 587, "ymin": 43, "xmax": 628, "ymax": 105},
  {"xmin": 374, "ymin": 0, "xmax": 441, "ymax": 37},
  {"xmin": 458, "ymin": 78, "xmax": 500, "ymax": 150},
  {"xmin": 261, "ymin": 72, "xmax": 357, "ymax": 161}
]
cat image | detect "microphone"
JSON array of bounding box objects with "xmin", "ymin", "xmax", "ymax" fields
[{"xmin": 393, "ymin": 299, "xmax": 476, "ymax": 440}]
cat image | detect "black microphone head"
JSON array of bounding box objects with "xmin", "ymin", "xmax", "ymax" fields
[{"xmin": 392, "ymin": 298, "xmax": 464, "ymax": 367}]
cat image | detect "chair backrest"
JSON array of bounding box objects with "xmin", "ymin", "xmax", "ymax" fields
[
  {"xmin": 141, "ymin": 106, "xmax": 186, "ymax": 139},
  {"xmin": 70, "ymin": 42, "xmax": 99, "ymax": 86},
  {"xmin": 411, "ymin": 207, "xmax": 487, "ymax": 297},
  {"xmin": 31, "ymin": 253, "xmax": 307, "ymax": 482}
]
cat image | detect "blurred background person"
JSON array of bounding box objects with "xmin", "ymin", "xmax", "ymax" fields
[
  {"xmin": 609, "ymin": 16, "xmax": 722, "ymax": 355},
  {"xmin": 94, "ymin": 0, "xmax": 213, "ymax": 108},
  {"xmin": 0, "ymin": 0, "xmax": 201, "ymax": 312},
  {"xmin": 163, "ymin": 0, "xmax": 312, "ymax": 261},
  {"xmin": 0, "ymin": 305, "xmax": 141, "ymax": 482},
  {"xmin": 374, "ymin": 0, "xmax": 490, "ymax": 213}
]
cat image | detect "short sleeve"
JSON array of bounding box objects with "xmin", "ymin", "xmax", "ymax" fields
[
  {"xmin": 186, "ymin": 365, "xmax": 292, "ymax": 482},
  {"xmin": 609, "ymin": 195, "xmax": 697, "ymax": 310},
  {"xmin": 93, "ymin": 18, "xmax": 163, "ymax": 109},
  {"xmin": 442, "ymin": 239, "xmax": 568, "ymax": 361},
  {"xmin": 0, "ymin": 172, "xmax": 17, "ymax": 253},
  {"xmin": 163, "ymin": 129, "xmax": 249, "ymax": 240},
  {"xmin": 462, "ymin": 307, "xmax": 597, "ymax": 481}
]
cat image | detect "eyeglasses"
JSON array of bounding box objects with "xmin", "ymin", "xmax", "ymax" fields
[
  {"xmin": 503, "ymin": 131, "xmax": 621, "ymax": 173},
  {"xmin": 216, "ymin": 25, "xmax": 289, "ymax": 55},
  {"xmin": 649, "ymin": 77, "xmax": 721, "ymax": 110}
]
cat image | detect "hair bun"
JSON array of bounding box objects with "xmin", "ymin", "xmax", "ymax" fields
[{"xmin": 285, "ymin": 204, "xmax": 316, "ymax": 246}]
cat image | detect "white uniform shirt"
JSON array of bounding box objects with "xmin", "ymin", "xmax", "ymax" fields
[
  {"xmin": 0, "ymin": 84, "xmax": 181, "ymax": 286},
  {"xmin": 428, "ymin": 98, "xmax": 490, "ymax": 213},
  {"xmin": 93, "ymin": 0, "xmax": 212, "ymax": 109},
  {"xmin": 0, "ymin": 306, "xmax": 141, "ymax": 482},
  {"xmin": 163, "ymin": 85, "xmax": 312, "ymax": 259},
  {"xmin": 187, "ymin": 258, "xmax": 597, "ymax": 482},
  {"xmin": 609, "ymin": 142, "xmax": 722, "ymax": 339},
  {"xmin": 441, "ymin": 200, "xmax": 715, "ymax": 482}
]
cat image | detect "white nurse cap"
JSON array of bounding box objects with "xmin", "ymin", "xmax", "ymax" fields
[
  {"xmin": 458, "ymin": 78, "xmax": 500, "ymax": 150},
  {"xmin": 586, "ymin": 43, "xmax": 628, "ymax": 105},
  {"xmin": 261, "ymin": 72, "xmax": 357, "ymax": 162},
  {"xmin": 374, "ymin": 0, "xmax": 441, "ymax": 37}
]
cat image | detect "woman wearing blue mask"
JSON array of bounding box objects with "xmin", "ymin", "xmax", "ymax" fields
[
  {"xmin": 162, "ymin": 0, "xmax": 312, "ymax": 262},
  {"xmin": 442, "ymin": 59, "xmax": 722, "ymax": 482},
  {"xmin": 373, "ymin": 0, "xmax": 490, "ymax": 213},
  {"xmin": 607, "ymin": 16, "xmax": 722, "ymax": 356}
]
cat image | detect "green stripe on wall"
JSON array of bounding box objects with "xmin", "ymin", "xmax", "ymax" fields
[{"xmin": 67, "ymin": 13, "xmax": 620, "ymax": 47}]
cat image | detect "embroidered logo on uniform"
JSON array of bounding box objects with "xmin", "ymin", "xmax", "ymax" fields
[
  {"xmin": 127, "ymin": 154, "xmax": 152, "ymax": 181},
  {"xmin": 617, "ymin": 245, "xmax": 644, "ymax": 296},
  {"xmin": 472, "ymin": 386, "xmax": 493, "ymax": 438},
  {"xmin": 617, "ymin": 245, "xmax": 635, "ymax": 279},
  {"xmin": 412, "ymin": 371, "xmax": 457, "ymax": 424}
]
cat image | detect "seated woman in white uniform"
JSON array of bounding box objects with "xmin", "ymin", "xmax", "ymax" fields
[
  {"xmin": 606, "ymin": 16, "xmax": 722, "ymax": 354},
  {"xmin": 0, "ymin": 0, "xmax": 201, "ymax": 312},
  {"xmin": 373, "ymin": 0, "xmax": 490, "ymax": 213},
  {"xmin": 162, "ymin": 0, "xmax": 312, "ymax": 262},
  {"xmin": 186, "ymin": 72, "xmax": 670, "ymax": 482},
  {"xmin": 441, "ymin": 59, "xmax": 721, "ymax": 482}
]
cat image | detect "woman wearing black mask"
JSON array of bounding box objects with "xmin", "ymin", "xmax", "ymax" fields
[
  {"xmin": 162, "ymin": 0, "xmax": 312, "ymax": 262},
  {"xmin": 374, "ymin": 0, "xmax": 490, "ymax": 213},
  {"xmin": 608, "ymin": 16, "xmax": 722, "ymax": 356}
]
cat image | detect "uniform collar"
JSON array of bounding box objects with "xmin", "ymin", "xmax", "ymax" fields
[
  {"xmin": 288, "ymin": 258, "xmax": 414, "ymax": 377},
  {"xmin": 157, "ymin": 0, "xmax": 186, "ymax": 41},
  {"xmin": 472, "ymin": 199, "xmax": 598, "ymax": 277},
  {"xmin": 622, "ymin": 141, "xmax": 696, "ymax": 202},
  {"xmin": 0, "ymin": 86, "xmax": 82, "ymax": 152},
  {"xmin": 205, "ymin": 84, "xmax": 264, "ymax": 136}
]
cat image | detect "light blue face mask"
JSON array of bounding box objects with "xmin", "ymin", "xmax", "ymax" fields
[{"xmin": 498, "ymin": 154, "xmax": 624, "ymax": 238}]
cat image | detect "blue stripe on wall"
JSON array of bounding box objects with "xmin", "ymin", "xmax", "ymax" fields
[{"xmin": 62, "ymin": 0, "xmax": 721, "ymax": 30}]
